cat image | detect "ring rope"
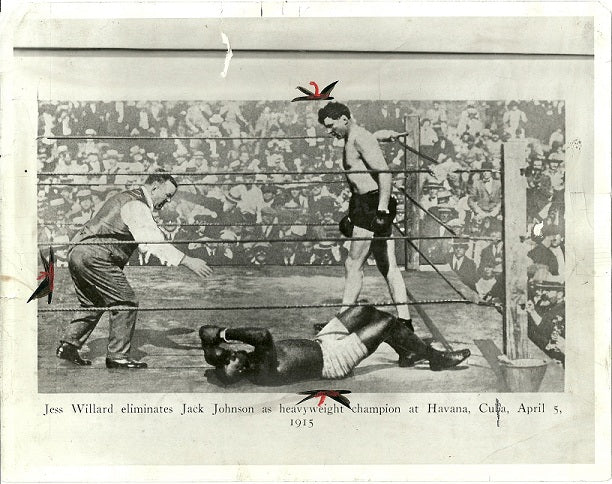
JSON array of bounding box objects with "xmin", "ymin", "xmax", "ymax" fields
[
  {"xmin": 38, "ymin": 135, "xmax": 327, "ymax": 141},
  {"xmin": 38, "ymin": 168, "xmax": 497, "ymax": 177},
  {"xmin": 37, "ymin": 234, "xmax": 501, "ymax": 247},
  {"xmin": 39, "ymin": 221, "xmax": 341, "ymax": 228},
  {"xmin": 37, "ymin": 298, "xmax": 472, "ymax": 313},
  {"xmin": 35, "ymin": 220, "xmax": 502, "ymax": 241},
  {"xmin": 400, "ymin": 188, "xmax": 458, "ymax": 236},
  {"xmin": 39, "ymin": 169, "xmax": 402, "ymax": 177},
  {"xmin": 37, "ymin": 180, "xmax": 347, "ymax": 187},
  {"xmin": 394, "ymin": 223, "xmax": 469, "ymax": 301}
]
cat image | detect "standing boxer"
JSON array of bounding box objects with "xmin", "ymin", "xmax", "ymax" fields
[
  {"xmin": 317, "ymin": 103, "xmax": 418, "ymax": 365},
  {"xmin": 56, "ymin": 171, "xmax": 212, "ymax": 369}
]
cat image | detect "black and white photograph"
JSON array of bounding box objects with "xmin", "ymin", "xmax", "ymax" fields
[
  {"xmin": 36, "ymin": 97, "xmax": 566, "ymax": 393},
  {"xmin": 1, "ymin": 2, "xmax": 609, "ymax": 479}
]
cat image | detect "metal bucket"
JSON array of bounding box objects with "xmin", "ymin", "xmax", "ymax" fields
[{"xmin": 499, "ymin": 358, "xmax": 549, "ymax": 392}]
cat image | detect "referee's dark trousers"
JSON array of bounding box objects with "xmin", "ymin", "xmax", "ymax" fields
[{"xmin": 61, "ymin": 244, "xmax": 139, "ymax": 359}]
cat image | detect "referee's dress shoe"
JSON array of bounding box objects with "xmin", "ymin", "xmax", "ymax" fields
[
  {"xmin": 105, "ymin": 357, "xmax": 148, "ymax": 369},
  {"xmin": 56, "ymin": 342, "xmax": 92, "ymax": 366}
]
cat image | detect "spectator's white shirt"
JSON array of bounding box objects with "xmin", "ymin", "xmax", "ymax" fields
[
  {"xmin": 120, "ymin": 186, "xmax": 185, "ymax": 266},
  {"xmin": 42, "ymin": 112, "xmax": 55, "ymax": 137},
  {"xmin": 238, "ymin": 186, "xmax": 265, "ymax": 221},
  {"xmin": 420, "ymin": 126, "xmax": 438, "ymax": 146},
  {"xmin": 503, "ymin": 109, "xmax": 527, "ymax": 132},
  {"xmin": 139, "ymin": 111, "xmax": 150, "ymax": 130},
  {"xmin": 485, "ymin": 139, "xmax": 502, "ymax": 159},
  {"xmin": 466, "ymin": 118, "xmax": 483, "ymax": 136},
  {"xmin": 549, "ymin": 131, "xmax": 564, "ymax": 147},
  {"xmin": 186, "ymin": 105, "xmax": 206, "ymax": 133},
  {"xmin": 426, "ymin": 107, "xmax": 447, "ymax": 125},
  {"xmin": 476, "ymin": 277, "xmax": 497, "ymax": 298},
  {"xmin": 56, "ymin": 159, "xmax": 87, "ymax": 174},
  {"xmin": 546, "ymin": 169, "xmax": 565, "ymax": 191},
  {"xmin": 61, "ymin": 115, "xmax": 72, "ymax": 135},
  {"xmin": 73, "ymin": 210, "xmax": 94, "ymax": 225},
  {"xmin": 451, "ymin": 255, "xmax": 464, "ymax": 271}
]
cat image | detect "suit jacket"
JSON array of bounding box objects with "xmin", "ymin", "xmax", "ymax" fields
[
  {"xmin": 468, "ymin": 179, "xmax": 502, "ymax": 214},
  {"xmin": 448, "ymin": 254, "xmax": 478, "ymax": 290},
  {"xmin": 528, "ymin": 244, "xmax": 559, "ymax": 276},
  {"xmin": 479, "ymin": 243, "xmax": 503, "ymax": 273}
]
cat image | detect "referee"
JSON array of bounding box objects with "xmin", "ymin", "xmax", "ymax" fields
[{"xmin": 56, "ymin": 171, "xmax": 211, "ymax": 369}]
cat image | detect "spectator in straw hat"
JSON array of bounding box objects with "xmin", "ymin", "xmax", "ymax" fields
[
  {"xmin": 282, "ymin": 184, "xmax": 308, "ymax": 211},
  {"xmin": 218, "ymin": 186, "xmax": 246, "ymax": 225}
]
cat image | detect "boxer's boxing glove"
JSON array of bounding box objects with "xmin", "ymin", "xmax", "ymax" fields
[
  {"xmin": 199, "ymin": 325, "xmax": 223, "ymax": 346},
  {"xmin": 371, "ymin": 209, "xmax": 393, "ymax": 236},
  {"xmin": 338, "ymin": 215, "xmax": 354, "ymax": 238}
]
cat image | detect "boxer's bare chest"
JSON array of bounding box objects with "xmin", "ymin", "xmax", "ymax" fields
[
  {"xmin": 342, "ymin": 133, "xmax": 379, "ymax": 193},
  {"xmin": 342, "ymin": 137, "xmax": 362, "ymax": 171}
]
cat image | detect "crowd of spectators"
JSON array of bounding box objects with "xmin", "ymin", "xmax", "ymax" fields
[{"xmin": 38, "ymin": 101, "xmax": 565, "ymax": 265}]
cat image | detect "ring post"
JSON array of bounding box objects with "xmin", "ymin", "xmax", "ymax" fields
[
  {"xmin": 411, "ymin": 115, "xmax": 421, "ymax": 270},
  {"xmin": 501, "ymin": 140, "xmax": 530, "ymax": 359},
  {"xmin": 403, "ymin": 115, "xmax": 409, "ymax": 270}
]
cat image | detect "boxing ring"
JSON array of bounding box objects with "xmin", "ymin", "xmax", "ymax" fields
[{"xmin": 35, "ymin": 125, "xmax": 563, "ymax": 393}]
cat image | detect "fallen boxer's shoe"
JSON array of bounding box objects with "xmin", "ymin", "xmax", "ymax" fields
[
  {"xmin": 398, "ymin": 352, "xmax": 425, "ymax": 367},
  {"xmin": 429, "ymin": 349, "xmax": 471, "ymax": 371}
]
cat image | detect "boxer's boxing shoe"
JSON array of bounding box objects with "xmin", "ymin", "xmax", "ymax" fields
[
  {"xmin": 105, "ymin": 357, "xmax": 147, "ymax": 369},
  {"xmin": 56, "ymin": 342, "xmax": 91, "ymax": 366},
  {"xmin": 429, "ymin": 348, "xmax": 471, "ymax": 371},
  {"xmin": 398, "ymin": 317, "xmax": 414, "ymax": 333}
]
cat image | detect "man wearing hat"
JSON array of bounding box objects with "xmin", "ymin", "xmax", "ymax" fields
[
  {"xmin": 526, "ymin": 280, "xmax": 565, "ymax": 363},
  {"xmin": 475, "ymin": 262, "xmax": 499, "ymax": 300},
  {"xmin": 485, "ymin": 132, "xmax": 502, "ymax": 162},
  {"xmin": 261, "ymin": 185, "xmax": 280, "ymax": 210},
  {"xmin": 423, "ymin": 190, "xmax": 459, "ymax": 241},
  {"xmin": 502, "ymin": 101, "xmax": 527, "ymax": 138},
  {"xmin": 72, "ymin": 189, "xmax": 95, "ymax": 225},
  {"xmin": 544, "ymin": 156, "xmax": 565, "ymax": 226},
  {"xmin": 448, "ymin": 239, "xmax": 478, "ymax": 290},
  {"xmin": 528, "ymin": 224, "xmax": 564, "ymax": 279},
  {"xmin": 431, "ymin": 127, "xmax": 456, "ymax": 161},
  {"xmin": 183, "ymin": 218, "xmax": 223, "ymax": 265},
  {"xmin": 478, "ymin": 220, "xmax": 503, "ymax": 274},
  {"xmin": 468, "ymin": 161, "xmax": 501, "ymax": 221},
  {"xmin": 419, "ymin": 180, "xmax": 442, "ymax": 217},
  {"xmin": 189, "ymin": 151, "xmax": 207, "ymax": 171},
  {"xmin": 56, "ymin": 171, "xmax": 212, "ymax": 369}
]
